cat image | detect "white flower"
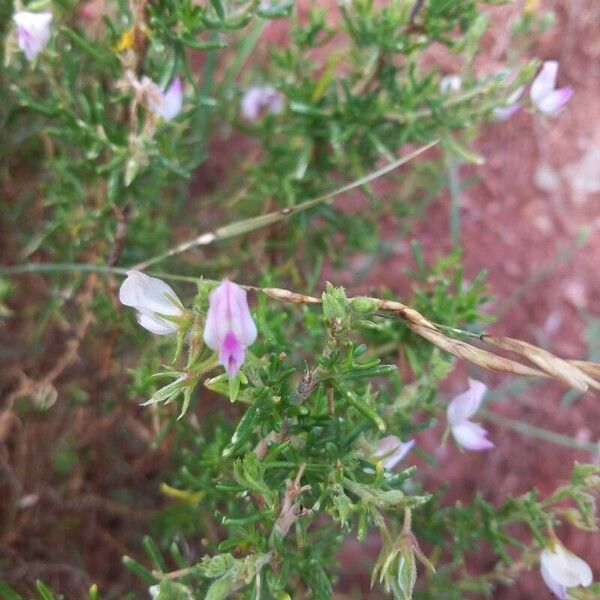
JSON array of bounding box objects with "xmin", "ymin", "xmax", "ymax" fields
[
  {"xmin": 241, "ymin": 85, "xmax": 284, "ymax": 121},
  {"xmin": 148, "ymin": 585, "xmax": 160, "ymax": 599},
  {"xmin": 142, "ymin": 76, "xmax": 184, "ymax": 122},
  {"xmin": 119, "ymin": 270, "xmax": 184, "ymax": 335},
  {"xmin": 530, "ymin": 61, "xmax": 573, "ymax": 116},
  {"xmin": 446, "ymin": 379, "xmax": 494, "ymax": 451},
  {"xmin": 439, "ymin": 75, "xmax": 462, "ymax": 94},
  {"xmin": 13, "ymin": 11, "xmax": 53, "ymax": 61},
  {"xmin": 373, "ymin": 435, "xmax": 415, "ymax": 470},
  {"xmin": 540, "ymin": 543, "xmax": 593, "ymax": 599}
]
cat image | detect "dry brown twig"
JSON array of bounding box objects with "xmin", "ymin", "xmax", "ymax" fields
[
  {"xmin": 258, "ymin": 286, "xmax": 600, "ymax": 394},
  {"xmin": 273, "ymin": 464, "xmax": 312, "ymax": 538}
]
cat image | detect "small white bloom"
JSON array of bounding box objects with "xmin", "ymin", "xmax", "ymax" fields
[
  {"xmin": 530, "ymin": 61, "xmax": 573, "ymax": 116},
  {"xmin": 540, "ymin": 543, "xmax": 593, "ymax": 599},
  {"xmin": 13, "ymin": 11, "xmax": 53, "ymax": 61},
  {"xmin": 447, "ymin": 379, "xmax": 494, "ymax": 451},
  {"xmin": 142, "ymin": 76, "xmax": 184, "ymax": 122},
  {"xmin": 241, "ymin": 85, "xmax": 284, "ymax": 121},
  {"xmin": 373, "ymin": 435, "xmax": 415, "ymax": 470},
  {"xmin": 439, "ymin": 75, "xmax": 462, "ymax": 94},
  {"xmin": 148, "ymin": 584, "xmax": 160, "ymax": 599},
  {"xmin": 119, "ymin": 270, "xmax": 184, "ymax": 335}
]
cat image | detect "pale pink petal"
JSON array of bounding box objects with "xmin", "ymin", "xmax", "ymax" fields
[
  {"xmin": 494, "ymin": 103, "xmax": 522, "ymax": 121},
  {"xmin": 13, "ymin": 11, "xmax": 53, "ymax": 61},
  {"xmin": 219, "ymin": 332, "xmax": 245, "ymax": 376},
  {"xmin": 447, "ymin": 379, "xmax": 487, "ymax": 425},
  {"xmin": 374, "ymin": 436, "xmax": 415, "ymax": 470},
  {"xmin": 541, "ymin": 562, "xmax": 567, "ymax": 600},
  {"xmin": 536, "ymin": 87, "xmax": 573, "ymax": 115},
  {"xmin": 161, "ymin": 77, "xmax": 183, "ymax": 121},
  {"xmin": 451, "ymin": 420, "xmax": 494, "ymax": 451},
  {"xmin": 241, "ymin": 85, "xmax": 284, "ymax": 121},
  {"xmin": 530, "ymin": 61, "xmax": 559, "ymax": 106},
  {"xmin": 203, "ymin": 280, "xmax": 257, "ymax": 375}
]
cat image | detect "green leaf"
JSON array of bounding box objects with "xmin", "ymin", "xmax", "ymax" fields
[
  {"xmin": 0, "ymin": 582, "xmax": 24, "ymax": 600},
  {"xmin": 205, "ymin": 577, "xmax": 233, "ymax": 600},
  {"xmin": 34, "ymin": 581, "xmax": 56, "ymax": 600},
  {"xmin": 210, "ymin": 0, "xmax": 225, "ymax": 20}
]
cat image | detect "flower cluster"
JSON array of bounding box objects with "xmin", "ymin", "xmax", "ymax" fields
[
  {"xmin": 119, "ymin": 272, "xmax": 257, "ymax": 377},
  {"xmin": 441, "ymin": 60, "xmax": 573, "ymax": 123}
]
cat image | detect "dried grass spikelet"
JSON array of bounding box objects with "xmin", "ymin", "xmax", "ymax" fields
[
  {"xmin": 262, "ymin": 287, "xmax": 322, "ymax": 305},
  {"xmin": 567, "ymin": 360, "xmax": 600, "ymax": 381},
  {"xmin": 481, "ymin": 335, "xmax": 600, "ymax": 393},
  {"xmin": 258, "ymin": 287, "xmax": 600, "ymax": 394},
  {"xmin": 410, "ymin": 324, "xmax": 545, "ymax": 378}
]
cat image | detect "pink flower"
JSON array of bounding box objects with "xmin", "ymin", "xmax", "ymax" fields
[
  {"xmin": 493, "ymin": 86, "xmax": 524, "ymax": 121},
  {"xmin": 241, "ymin": 85, "xmax": 284, "ymax": 121},
  {"xmin": 540, "ymin": 542, "xmax": 593, "ymax": 599},
  {"xmin": 530, "ymin": 61, "xmax": 573, "ymax": 116},
  {"xmin": 446, "ymin": 379, "xmax": 494, "ymax": 451},
  {"xmin": 119, "ymin": 270, "xmax": 184, "ymax": 335},
  {"xmin": 203, "ymin": 281, "xmax": 257, "ymax": 376},
  {"xmin": 13, "ymin": 11, "xmax": 53, "ymax": 61},
  {"xmin": 142, "ymin": 76, "xmax": 183, "ymax": 122},
  {"xmin": 373, "ymin": 436, "xmax": 415, "ymax": 470}
]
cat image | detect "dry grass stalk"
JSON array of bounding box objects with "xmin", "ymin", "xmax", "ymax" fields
[{"xmin": 260, "ymin": 287, "xmax": 600, "ymax": 394}]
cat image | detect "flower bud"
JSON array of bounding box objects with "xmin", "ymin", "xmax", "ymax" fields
[
  {"xmin": 119, "ymin": 270, "xmax": 184, "ymax": 335},
  {"xmin": 203, "ymin": 280, "xmax": 257, "ymax": 376},
  {"xmin": 142, "ymin": 76, "xmax": 184, "ymax": 122},
  {"xmin": 13, "ymin": 11, "xmax": 53, "ymax": 61},
  {"xmin": 540, "ymin": 541, "xmax": 593, "ymax": 599}
]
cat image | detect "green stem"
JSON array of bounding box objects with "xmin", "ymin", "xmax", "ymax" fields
[
  {"xmin": 133, "ymin": 140, "xmax": 438, "ymax": 270},
  {"xmin": 480, "ymin": 409, "xmax": 600, "ymax": 454}
]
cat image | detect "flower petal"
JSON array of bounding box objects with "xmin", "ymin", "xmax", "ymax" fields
[
  {"xmin": 494, "ymin": 103, "xmax": 522, "ymax": 121},
  {"xmin": 447, "ymin": 379, "xmax": 488, "ymax": 425},
  {"xmin": 374, "ymin": 436, "xmax": 416, "ymax": 470},
  {"xmin": 241, "ymin": 85, "xmax": 284, "ymax": 121},
  {"xmin": 137, "ymin": 311, "xmax": 178, "ymax": 335},
  {"xmin": 451, "ymin": 420, "xmax": 494, "ymax": 451},
  {"xmin": 161, "ymin": 77, "xmax": 183, "ymax": 121},
  {"xmin": 530, "ymin": 61, "xmax": 559, "ymax": 106},
  {"xmin": 541, "ymin": 562, "xmax": 567, "ymax": 600},
  {"xmin": 13, "ymin": 11, "xmax": 53, "ymax": 61},
  {"xmin": 219, "ymin": 332, "xmax": 245, "ymax": 376},
  {"xmin": 119, "ymin": 270, "xmax": 182, "ymax": 316},
  {"xmin": 541, "ymin": 547, "xmax": 593, "ymax": 588},
  {"xmin": 536, "ymin": 87, "xmax": 573, "ymax": 115},
  {"xmin": 204, "ymin": 280, "xmax": 257, "ymax": 352}
]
